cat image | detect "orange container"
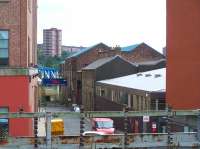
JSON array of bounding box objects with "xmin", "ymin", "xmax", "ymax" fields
[{"xmin": 51, "ymin": 118, "xmax": 64, "ymax": 135}]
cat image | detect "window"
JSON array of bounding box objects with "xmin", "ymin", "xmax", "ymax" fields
[
  {"xmin": 136, "ymin": 95, "xmax": 139, "ymax": 110},
  {"xmin": 100, "ymin": 88, "xmax": 105, "ymax": 97},
  {"xmin": 131, "ymin": 95, "xmax": 134, "ymax": 107},
  {"xmin": 120, "ymin": 92, "xmax": 128, "ymax": 104},
  {"xmin": 0, "ymin": 30, "xmax": 9, "ymax": 66},
  {"xmin": 140, "ymin": 96, "xmax": 143, "ymax": 111},
  {"xmin": 0, "ymin": 107, "xmax": 9, "ymax": 139},
  {"xmin": 111, "ymin": 90, "xmax": 114, "ymax": 101}
]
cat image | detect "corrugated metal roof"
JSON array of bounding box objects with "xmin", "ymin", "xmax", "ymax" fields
[
  {"xmin": 67, "ymin": 42, "xmax": 151, "ymax": 58},
  {"xmin": 97, "ymin": 68, "xmax": 166, "ymax": 92},
  {"xmin": 68, "ymin": 42, "xmax": 106, "ymax": 58},
  {"xmin": 83, "ymin": 56, "xmax": 117, "ymax": 70},
  {"xmin": 121, "ymin": 43, "xmax": 142, "ymax": 52}
]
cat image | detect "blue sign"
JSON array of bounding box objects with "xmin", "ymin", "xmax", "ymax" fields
[{"xmin": 42, "ymin": 78, "xmax": 67, "ymax": 86}]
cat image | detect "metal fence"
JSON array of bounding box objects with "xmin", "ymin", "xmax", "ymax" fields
[{"xmin": 0, "ymin": 109, "xmax": 200, "ymax": 149}]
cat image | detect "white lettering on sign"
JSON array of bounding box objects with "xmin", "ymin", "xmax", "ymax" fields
[{"xmin": 143, "ymin": 115, "xmax": 150, "ymax": 122}]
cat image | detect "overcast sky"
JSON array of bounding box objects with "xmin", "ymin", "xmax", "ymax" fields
[{"xmin": 38, "ymin": 0, "xmax": 166, "ymax": 52}]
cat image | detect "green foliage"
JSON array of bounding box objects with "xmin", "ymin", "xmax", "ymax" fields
[{"xmin": 37, "ymin": 49, "xmax": 71, "ymax": 69}]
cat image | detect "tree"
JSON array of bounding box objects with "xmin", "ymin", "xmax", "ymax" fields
[{"xmin": 37, "ymin": 49, "xmax": 71, "ymax": 69}]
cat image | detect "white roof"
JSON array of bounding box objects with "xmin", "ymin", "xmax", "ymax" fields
[{"xmin": 97, "ymin": 68, "xmax": 166, "ymax": 92}]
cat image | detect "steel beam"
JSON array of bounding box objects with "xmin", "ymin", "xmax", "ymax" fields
[
  {"xmin": 0, "ymin": 110, "xmax": 199, "ymax": 119},
  {"xmin": 0, "ymin": 133, "xmax": 199, "ymax": 149}
]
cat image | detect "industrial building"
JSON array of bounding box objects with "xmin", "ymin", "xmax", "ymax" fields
[
  {"xmin": 62, "ymin": 42, "xmax": 164, "ymax": 104},
  {"xmin": 95, "ymin": 68, "xmax": 166, "ymax": 111}
]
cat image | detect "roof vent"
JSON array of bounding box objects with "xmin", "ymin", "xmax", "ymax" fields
[
  {"xmin": 145, "ymin": 74, "xmax": 152, "ymax": 77},
  {"xmin": 155, "ymin": 74, "xmax": 161, "ymax": 78},
  {"xmin": 137, "ymin": 73, "xmax": 142, "ymax": 76}
]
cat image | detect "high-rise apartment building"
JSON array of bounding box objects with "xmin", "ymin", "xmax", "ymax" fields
[
  {"xmin": 0, "ymin": 0, "xmax": 38, "ymax": 136},
  {"xmin": 43, "ymin": 28, "xmax": 62, "ymax": 57},
  {"xmin": 167, "ymin": 0, "xmax": 200, "ymax": 109}
]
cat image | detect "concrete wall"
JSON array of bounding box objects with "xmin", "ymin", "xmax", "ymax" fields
[{"xmin": 167, "ymin": 0, "xmax": 200, "ymax": 109}]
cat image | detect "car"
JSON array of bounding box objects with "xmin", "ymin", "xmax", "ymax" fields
[
  {"xmin": 82, "ymin": 131, "xmax": 105, "ymax": 136},
  {"xmin": 70, "ymin": 104, "xmax": 80, "ymax": 112},
  {"xmin": 91, "ymin": 118, "xmax": 115, "ymax": 134}
]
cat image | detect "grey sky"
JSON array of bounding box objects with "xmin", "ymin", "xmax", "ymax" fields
[{"xmin": 38, "ymin": 0, "xmax": 166, "ymax": 52}]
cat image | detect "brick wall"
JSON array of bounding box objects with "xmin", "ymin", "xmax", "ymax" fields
[
  {"xmin": 76, "ymin": 43, "xmax": 112, "ymax": 71},
  {"xmin": 82, "ymin": 70, "xmax": 96, "ymax": 111},
  {"xmin": 121, "ymin": 43, "xmax": 164, "ymax": 63},
  {"xmin": 0, "ymin": 0, "xmax": 37, "ymax": 67},
  {"xmin": 81, "ymin": 56, "xmax": 139, "ymax": 110},
  {"xmin": 95, "ymin": 95, "xmax": 124, "ymax": 111},
  {"xmin": 167, "ymin": 0, "xmax": 200, "ymax": 109}
]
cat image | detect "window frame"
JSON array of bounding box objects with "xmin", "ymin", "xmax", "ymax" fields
[
  {"xmin": 0, "ymin": 107, "xmax": 9, "ymax": 136},
  {"xmin": 0, "ymin": 30, "xmax": 9, "ymax": 66}
]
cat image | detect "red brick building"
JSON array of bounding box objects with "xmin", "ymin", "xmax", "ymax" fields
[
  {"xmin": 121, "ymin": 43, "xmax": 164, "ymax": 63},
  {"xmin": 62, "ymin": 42, "xmax": 164, "ymax": 104},
  {"xmin": 0, "ymin": 0, "xmax": 38, "ymax": 136},
  {"xmin": 167, "ymin": 0, "xmax": 200, "ymax": 109}
]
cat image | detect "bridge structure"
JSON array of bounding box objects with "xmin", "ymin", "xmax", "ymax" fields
[{"xmin": 0, "ymin": 109, "xmax": 200, "ymax": 149}]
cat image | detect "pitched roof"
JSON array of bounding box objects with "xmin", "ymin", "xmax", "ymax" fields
[
  {"xmin": 137, "ymin": 59, "xmax": 166, "ymax": 66},
  {"xmin": 67, "ymin": 42, "xmax": 162, "ymax": 59},
  {"xmin": 97, "ymin": 68, "xmax": 166, "ymax": 92},
  {"xmin": 68, "ymin": 42, "xmax": 109, "ymax": 58},
  {"xmin": 83, "ymin": 55, "xmax": 137, "ymax": 70},
  {"xmin": 121, "ymin": 43, "xmax": 142, "ymax": 52}
]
